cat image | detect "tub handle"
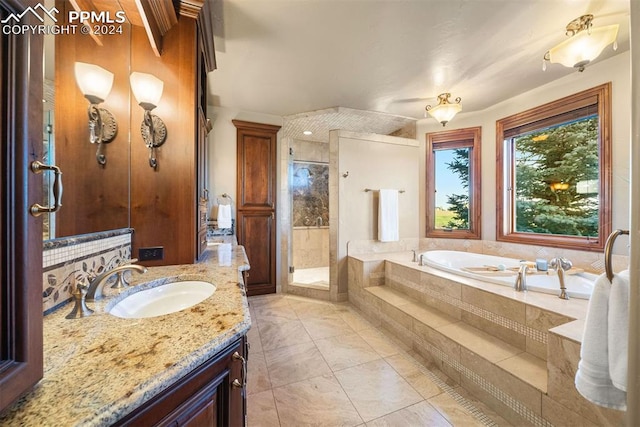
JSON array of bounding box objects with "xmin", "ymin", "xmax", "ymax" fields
[{"xmin": 604, "ymin": 229, "xmax": 629, "ymax": 282}]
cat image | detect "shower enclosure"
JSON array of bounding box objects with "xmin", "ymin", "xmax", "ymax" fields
[{"xmin": 289, "ymin": 141, "xmax": 330, "ymax": 290}]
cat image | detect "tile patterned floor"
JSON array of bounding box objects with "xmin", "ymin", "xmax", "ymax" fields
[{"xmin": 247, "ymin": 294, "xmax": 513, "ymax": 427}]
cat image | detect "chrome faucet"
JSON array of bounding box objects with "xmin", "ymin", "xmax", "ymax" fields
[
  {"xmin": 86, "ymin": 264, "xmax": 148, "ymax": 301},
  {"xmin": 418, "ymin": 254, "xmax": 427, "ymax": 266},
  {"xmin": 412, "ymin": 250, "xmax": 418, "ymax": 262},
  {"xmin": 550, "ymin": 257, "xmax": 572, "ymax": 300},
  {"xmin": 514, "ymin": 262, "xmax": 528, "ymax": 292}
]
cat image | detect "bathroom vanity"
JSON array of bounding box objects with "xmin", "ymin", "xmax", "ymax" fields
[{"xmin": 0, "ymin": 242, "xmax": 251, "ymax": 426}]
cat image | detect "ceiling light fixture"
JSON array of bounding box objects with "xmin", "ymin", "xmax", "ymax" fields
[
  {"xmin": 425, "ymin": 93, "xmax": 462, "ymax": 127},
  {"xmin": 543, "ymin": 14, "xmax": 618, "ymax": 72}
]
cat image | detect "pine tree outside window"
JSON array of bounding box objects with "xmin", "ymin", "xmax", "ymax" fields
[{"xmin": 496, "ymin": 83, "xmax": 612, "ymax": 251}]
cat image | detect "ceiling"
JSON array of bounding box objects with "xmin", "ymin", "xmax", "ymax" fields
[{"xmin": 207, "ymin": 0, "xmax": 630, "ymax": 121}]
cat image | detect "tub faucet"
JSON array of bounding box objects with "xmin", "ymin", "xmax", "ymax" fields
[
  {"xmin": 419, "ymin": 254, "xmax": 427, "ymax": 266},
  {"xmin": 550, "ymin": 257, "xmax": 572, "ymax": 300},
  {"xmin": 86, "ymin": 264, "xmax": 148, "ymax": 301},
  {"xmin": 514, "ymin": 262, "xmax": 528, "ymax": 292},
  {"xmin": 412, "ymin": 250, "xmax": 418, "ymax": 262}
]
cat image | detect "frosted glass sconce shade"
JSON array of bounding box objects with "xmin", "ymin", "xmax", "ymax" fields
[
  {"xmin": 74, "ymin": 62, "xmax": 114, "ymax": 104},
  {"xmin": 130, "ymin": 72, "xmax": 164, "ymax": 110}
]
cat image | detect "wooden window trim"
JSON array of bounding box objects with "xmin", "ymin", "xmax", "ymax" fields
[
  {"xmin": 426, "ymin": 126, "xmax": 482, "ymax": 239},
  {"xmin": 496, "ymin": 83, "xmax": 612, "ymax": 251}
]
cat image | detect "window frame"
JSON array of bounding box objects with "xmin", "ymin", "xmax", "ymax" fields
[
  {"xmin": 496, "ymin": 83, "xmax": 612, "ymax": 251},
  {"xmin": 426, "ymin": 126, "xmax": 482, "ymax": 239}
]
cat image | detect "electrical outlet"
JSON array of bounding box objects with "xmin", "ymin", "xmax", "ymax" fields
[{"xmin": 139, "ymin": 246, "xmax": 164, "ymax": 261}]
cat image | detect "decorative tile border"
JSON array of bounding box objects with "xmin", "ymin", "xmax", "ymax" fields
[
  {"xmin": 415, "ymin": 336, "xmax": 553, "ymax": 427},
  {"xmin": 387, "ymin": 271, "xmax": 547, "ymax": 345},
  {"xmin": 43, "ymin": 231, "xmax": 132, "ymax": 314}
]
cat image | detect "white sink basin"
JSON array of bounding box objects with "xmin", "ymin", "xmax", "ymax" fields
[{"xmin": 109, "ymin": 281, "xmax": 216, "ymax": 319}]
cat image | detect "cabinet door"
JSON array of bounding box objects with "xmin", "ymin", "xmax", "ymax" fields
[
  {"xmin": 0, "ymin": 0, "xmax": 44, "ymax": 411},
  {"xmin": 237, "ymin": 210, "xmax": 275, "ymax": 295}
]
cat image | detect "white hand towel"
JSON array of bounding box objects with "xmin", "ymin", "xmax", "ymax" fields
[
  {"xmin": 608, "ymin": 270, "xmax": 630, "ymax": 391},
  {"xmin": 575, "ymin": 273, "xmax": 627, "ymax": 410},
  {"xmin": 378, "ymin": 189, "xmax": 399, "ymax": 242},
  {"xmin": 217, "ymin": 204, "xmax": 232, "ymax": 229}
]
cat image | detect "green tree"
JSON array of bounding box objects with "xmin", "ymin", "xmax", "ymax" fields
[
  {"xmin": 513, "ymin": 116, "xmax": 599, "ymax": 237},
  {"xmin": 445, "ymin": 149, "xmax": 470, "ymax": 229}
]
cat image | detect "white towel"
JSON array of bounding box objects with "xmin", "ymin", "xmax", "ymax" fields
[
  {"xmin": 609, "ymin": 270, "xmax": 630, "ymax": 392},
  {"xmin": 378, "ymin": 189, "xmax": 399, "ymax": 242},
  {"xmin": 217, "ymin": 204, "xmax": 232, "ymax": 229},
  {"xmin": 575, "ymin": 273, "xmax": 627, "ymax": 410}
]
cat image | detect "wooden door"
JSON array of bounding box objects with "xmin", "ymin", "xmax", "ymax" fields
[
  {"xmin": 0, "ymin": 0, "xmax": 44, "ymax": 411},
  {"xmin": 233, "ymin": 120, "xmax": 280, "ymax": 296}
]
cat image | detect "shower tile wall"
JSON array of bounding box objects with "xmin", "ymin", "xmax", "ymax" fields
[{"xmin": 292, "ymin": 139, "xmax": 329, "ymax": 271}]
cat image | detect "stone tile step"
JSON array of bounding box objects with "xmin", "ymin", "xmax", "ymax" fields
[{"xmin": 365, "ymin": 285, "xmax": 548, "ymax": 393}]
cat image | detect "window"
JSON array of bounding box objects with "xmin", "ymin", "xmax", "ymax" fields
[
  {"xmin": 426, "ymin": 127, "xmax": 481, "ymax": 239},
  {"xmin": 496, "ymin": 83, "xmax": 611, "ymax": 251}
]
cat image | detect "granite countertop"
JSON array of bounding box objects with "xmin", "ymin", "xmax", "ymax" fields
[{"xmin": 0, "ymin": 241, "xmax": 251, "ymax": 426}]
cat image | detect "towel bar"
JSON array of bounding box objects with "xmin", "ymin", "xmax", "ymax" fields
[
  {"xmin": 217, "ymin": 193, "xmax": 233, "ymax": 205},
  {"xmin": 364, "ymin": 188, "xmax": 405, "ymax": 193},
  {"xmin": 604, "ymin": 229, "xmax": 629, "ymax": 282}
]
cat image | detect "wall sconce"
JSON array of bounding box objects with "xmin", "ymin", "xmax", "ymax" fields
[
  {"xmin": 130, "ymin": 72, "xmax": 167, "ymax": 169},
  {"xmin": 74, "ymin": 62, "xmax": 117, "ymax": 166},
  {"xmin": 543, "ymin": 14, "xmax": 618, "ymax": 72},
  {"xmin": 425, "ymin": 93, "xmax": 462, "ymax": 127}
]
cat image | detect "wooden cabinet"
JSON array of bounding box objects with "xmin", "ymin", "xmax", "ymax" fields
[
  {"xmin": 0, "ymin": 0, "xmax": 44, "ymax": 411},
  {"xmin": 233, "ymin": 120, "xmax": 281, "ymax": 296},
  {"xmin": 115, "ymin": 337, "xmax": 247, "ymax": 426}
]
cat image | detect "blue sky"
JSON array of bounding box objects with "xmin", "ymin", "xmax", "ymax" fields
[{"xmin": 434, "ymin": 149, "xmax": 467, "ymax": 209}]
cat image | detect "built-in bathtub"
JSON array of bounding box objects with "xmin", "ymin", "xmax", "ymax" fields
[{"xmin": 421, "ymin": 250, "xmax": 596, "ymax": 299}]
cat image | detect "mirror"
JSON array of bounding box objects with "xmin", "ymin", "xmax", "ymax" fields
[{"xmin": 42, "ymin": 1, "xmax": 132, "ymax": 241}]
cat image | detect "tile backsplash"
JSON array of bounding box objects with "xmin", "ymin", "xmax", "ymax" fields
[{"xmin": 42, "ymin": 229, "xmax": 133, "ymax": 314}]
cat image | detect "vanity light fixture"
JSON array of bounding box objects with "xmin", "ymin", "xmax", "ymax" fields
[
  {"xmin": 425, "ymin": 93, "xmax": 462, "ymax": 127},
  {"xmin": 74, "ymin": 62, "xmax": 118, "ymax": 166},
  {"xmin": 543, "ymin": 14, "xmax": 618, "ymax": 72},
  {"xmin": 130, "ymin": 72, "xmax": 167, "ymax": 169}
]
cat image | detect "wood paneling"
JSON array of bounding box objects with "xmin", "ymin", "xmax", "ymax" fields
[
  {"xmin": 54, "ymin": 0, "xmax": 131, "ymax": 237},
  {"xmin": 130, "ymin": 21, "xmax": 198, "ymax": 266},
  {"xmin": 234, "ymin": 120, "xmax": 280, "ymax": 296}
]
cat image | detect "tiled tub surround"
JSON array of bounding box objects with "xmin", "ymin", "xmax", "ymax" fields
[
  {"xmin": 1, "ymin": 242, "xmax": 251, "ymax": 426},
  {"xmin": 348, "ymin": 252, "xmax": 625, "ymax": 426},
  {"xmin": 43, "ymin": 229, "xmax": 134, "ymax": 313}
]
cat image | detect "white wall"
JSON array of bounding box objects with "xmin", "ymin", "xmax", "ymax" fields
[
  {"xmin": 208, "ymin": 106, "xmax": 284, "ymax": 215},
  {"xmin": 417, "ymin": 52, "xmax": 631, "ymax": 253},
  {"xmin": 330, "ymin": 130, "xmax": 419, "ymax": 297}
]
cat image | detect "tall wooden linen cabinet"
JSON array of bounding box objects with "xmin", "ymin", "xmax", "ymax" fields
[{"xmin": 234, "ymin": 120, "xmax": 281, "ymax": 296}]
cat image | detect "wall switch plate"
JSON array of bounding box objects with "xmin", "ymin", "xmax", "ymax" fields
[{"xmin": 139, "ymin": 246, "xmax": 164, "ymax": 261}]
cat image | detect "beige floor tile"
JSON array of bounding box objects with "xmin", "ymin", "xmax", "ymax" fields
[
  {"xmin": 428, "ymin": 391, "xmax": 485, "ymax": 427},
  {"xmin": 301, "ymin": 315, "xmax": 355, "ymax": 340},
  {"xmin": 247, "ymin": 389, "xmax": 280, "ymax": 427},
  {"xmin": 315, "ymin": 333, "xmax": 381, "ymax": 371},
  {"xmin": 436, "ymin": 322, "xmax": 522, "ymax": 363},
  {"xmin": 254, "ymin": 303, "xmax": 299, "ymax": 324},
  {"xmin": 365, "ymin": 400, "xmax": 452, "ymax": 427},
  {"xmin": 249, "ymin": 294, "xmax": 289, "ymax": 309},
  {"xmin": 264, "ymin": 340, "xmax": 331, "ymax": 388},
  {"xmin": 258, "ymin": 319, "xmax": 312, "ymax": 351},
  {"xmin": 272, "ymin": 374, "xmax": 363, "ymax": 426},
  {"xmin": 384, "ymin": 354, "xmax": 443, "ymax": 399},
  {"xmin": 496, "ymin": 352, "xmax": 548, "ymax": 393},
  {"xmin": 335, "ymin": 359, "xmax": 422, "ymax": 422},
  {"xmin": 356, "ymin": 328, "xmax": 401, "ymax": 358},
  {"xmin": 288, "ymin": 299, "xmax": 340, "ymax": 319},
  {"xmin": 337, "ymin": 308, "xmax": 375, "ymax": 331},
  {"xmin": 247, "ymin": 324, "xmax": 263, "ymax": 354},
  {"xmin": 247, "ymin": 351, "xmax": 271, "ymax": 395}
]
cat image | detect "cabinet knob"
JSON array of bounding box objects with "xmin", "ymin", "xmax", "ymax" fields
[{"xmin": 232, "ymin": 379, "xmax": 242, "ymax": 388}]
